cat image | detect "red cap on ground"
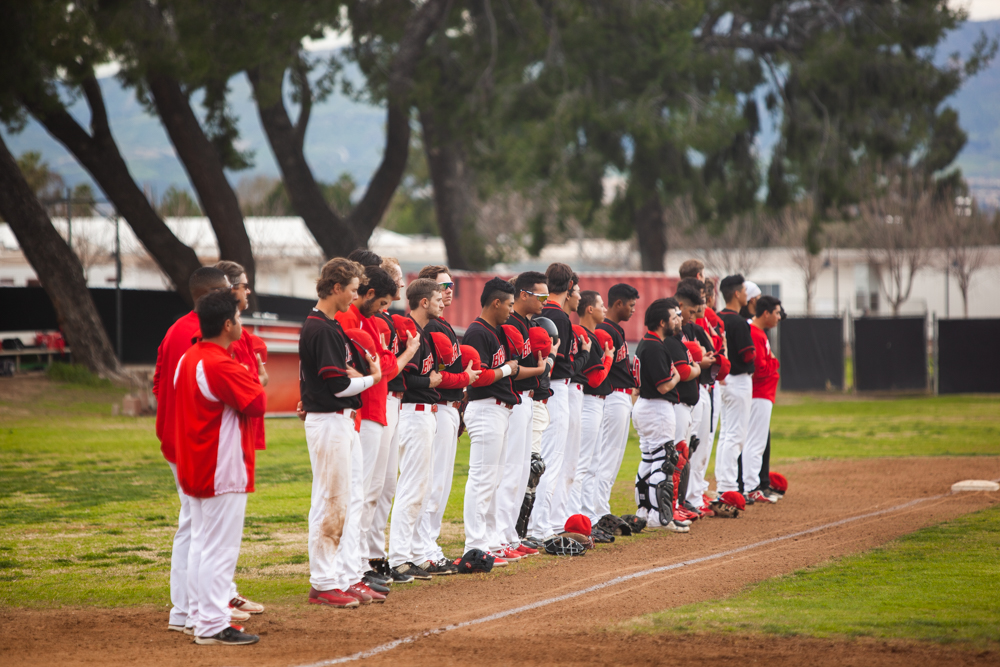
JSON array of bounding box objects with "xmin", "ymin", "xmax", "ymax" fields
[
  {"xmin": 430, "ymin": 331, "xmax": 457, "ymax": 367},
  {"xmin": 501, "ymin": 324, "xmax": 525, "ymax": 357},
  {"xmin": 528, "ymin": 328, "xmax": 552, "ymax": 358},
  {"xmin": 564, "ymin": 514, "xmax": 592, "ymax": 536},
  {"xmin": 719, "ymin": 491, "xmax": 746, "ymax": 510},
  {"xmin": 460, "ymin": 344, "xmax": 481, "ymax": 371},
  {"xmin": 684, "ymin": 340, "xmax": 703, "ymax": 362},
  {"xmin": 769, "ymin": 472, "xmax": 788, "ymax": 493},
  {"xmin": 594, "ymin": 329, "xmax": 613, "ymax": 352},
  {"xmin": 391, "ymin": 314, "xmax": 417, "ymax": 343}
]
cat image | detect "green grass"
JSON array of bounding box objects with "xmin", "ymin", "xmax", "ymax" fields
[
  {"xmin": 627, "ymin": 506, "xmax": 1000, "ymax": 649},
  {"xmin": 1, "ymin": 375, "xmax": 998, "ymax": 608}
]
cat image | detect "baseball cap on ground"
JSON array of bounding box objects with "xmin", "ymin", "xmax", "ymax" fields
[
  {"xmin": 501, "ymin": 324, "xmax": 525, "ymax": 356},
  {"xmin": 769, "ymin": 472, "xmax": 788, "ymax": 493},
  {"xmin": 719, "ymin": 491, "xmax": 747, "ymax": 510},
  {"xmin": 528, "ymin": 328, "xmax": 552, "ymax": 358},
  {"xmin": 564, "ymin": 514, "xmax": 592, "ymax": 536},
  {"xmin": 456, "ymin": 548, "xmax": 494, "ymax": 573}
]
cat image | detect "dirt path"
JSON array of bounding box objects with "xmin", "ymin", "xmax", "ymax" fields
[{"xmin": 3, "ymin": 457, "xmax": 999, "ymax": 667}]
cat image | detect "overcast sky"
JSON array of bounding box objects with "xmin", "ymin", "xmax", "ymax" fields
[{"xmin": 957, "ymin": 0, "xmax": 1000, "ymax": 19}]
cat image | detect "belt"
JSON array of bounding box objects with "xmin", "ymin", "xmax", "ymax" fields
[
  {"xmin": 401, "ymin": 403, "xmax": 438, "ymax": 413},
  {"xmin": 537, "ymin": 398, "xmax": 549, "ymax": 404},
  {"xmin": 556, "ymin": 377, "xmax": 571, "ymax": 384},
  {"xmin": 494, "ymin": 399, "xmax": 514, "ymax": 410},
  {"xmin": 438, "ymin": 400, "xmax": 462, "ymax": 410},
  {"xmin": 520, "ymin": 390, "xmax": 534, "ymax": 398},
  {"xmin": 391, "ymin": 391, "xmax": 404, "ymax": 399},
  {"xmin": 613, "ymin": 387, "xmax": 632, "ymax": 394},
  {"xmin": 332, "ymin": 409, "xmax": 357, "ymax": 420},
  {"xmin": 591, "ymin": 394, "xmax": 606, "ymax": 400},
  {"xmin": 573, "ymin": 383, "xmax": 583, "ymax": 390}
]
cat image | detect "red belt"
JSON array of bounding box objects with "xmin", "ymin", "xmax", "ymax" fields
[
  {"xmin": 333, "ymin": 409, "xmax": 361, "ymax": 432},
  {"xmin": 438, "ymin": 400, "xmax": 462, "ymax": 410},
  {"xmin": 538, "ymin": 398, "xmax": 549, "ymax": 404},
  {"xmin": 495, "ymin": 399, "xmax": 514, "ymax": 410},
  {"xmin": 403, "ymin": 403, "xmax": 438, "ymax": 413},
  {"xmin": 519, "ymin": 390, "xmax": 534, "ymax": 398},
  {"xmin": 613, "ymin": 387, "xmax": 632, "ymax": 394},
  {"xmin": 592, "ymin": 394, "xmax": 606, "ymax": 400},
  {"xmin": 391, "ymin": 391, "xmax": 405, "ymax": 399}
]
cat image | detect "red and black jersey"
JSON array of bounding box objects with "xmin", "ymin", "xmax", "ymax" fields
[
  {"xmin": 597, "ymin": 319, "xmax": 634, "ymax": 392},
  {"xmin": 666, "ymin": 332, "xmax": 699, "ymax": 406},
  {"xmin": 541, "ymin": 302, "xmax": 577, "ymax": 380},
  {"xmin": 719, "ymin": 308, "xmax": 755, "ymax": 375},
  {"xmin": 425, "ymin": 317, "xmax": 467, "ymax": 403},
  {"xmin": 375, "ymin": 311, "xmax": 406, "ymax": 395},
  {"xmin": 402, "ymin": 316, "xmax": 440, "ymax": 405},
  {"xmin": 299, "ymin": 309, "xmax": 363, "ymax": 413},
  {"xmin": 684, "ymin": 322, "xmax": 716, "ymax": 387},
  {"xmin": 509, "ymin": 311, "xmax": 541, "ymax": 394},
  {"xmin": 465, "ymin": 317, "xmax": 520, "ymax": 405},
  {"xmin": 578, "ymin": 327, "xmax": 612, "ymax": 396},
  {"xmin": 633, "ymin": 332, "xmax": 677, "ymax": 401}
]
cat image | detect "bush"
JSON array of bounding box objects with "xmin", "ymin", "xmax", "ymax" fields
[{"xmin": 47, "ymin": 362, "xmax": 113, "ymax": 388}]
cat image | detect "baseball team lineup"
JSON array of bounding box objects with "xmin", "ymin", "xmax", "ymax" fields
[{"xmin": 159, "ymin": 254, "xmax": 790, "ymax": 646}]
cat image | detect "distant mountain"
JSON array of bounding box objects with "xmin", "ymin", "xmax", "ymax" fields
[{"xmin": 2, "ymin": 20, "xmax": 998, "ymax": 206}]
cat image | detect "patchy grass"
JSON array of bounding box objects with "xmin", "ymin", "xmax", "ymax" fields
[{"xmin": 626, "ymin": 506, "xmax": 1000, "ymax": 649}]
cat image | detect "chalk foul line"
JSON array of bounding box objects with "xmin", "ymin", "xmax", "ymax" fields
[{"xmin": 293, "ymin": 488, "xmax": 973, "ymax": 667}]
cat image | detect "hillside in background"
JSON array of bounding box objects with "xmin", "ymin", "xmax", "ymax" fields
[{"xmin": 2, "ymin": 19, "xmax": 998, "ymax": 208}]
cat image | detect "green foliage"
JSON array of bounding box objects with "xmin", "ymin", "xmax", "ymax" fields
[
  {"xmin": 46, "ymin": 362, "xmax": 114, "ymax": 389},
  {"xmin": 630, "ymin": 507, "xmax": 1000, "ymax": 648},
  {"xmin": 157, "ymin": 186, "xmax": 202, "ymax": 217}
]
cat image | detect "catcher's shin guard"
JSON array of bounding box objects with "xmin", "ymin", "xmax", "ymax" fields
[
  {"xmin": 516, "ymin": 491, "xmax": 535, "ymax": 539},
  {"xmin": 635, "ymin": 471, "xmax": 653, "ymax": 511},
  {"xmin": 677, "ymin": 461, "xmax": 691, "ymax": 506},
  {"xmin": 689, "ymin": 434, "xmax": 701, "ymax": 454},
  {"xmin": 654, "ymin": 479, "xmax": 675, "ymax": 526}
]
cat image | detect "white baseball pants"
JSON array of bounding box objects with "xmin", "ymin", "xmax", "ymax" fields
[
  {"xmin": 305, "ymin": 412, "xmax": 363, "ymax": 592},
  {"xmin": 716, "ymin": 374, "xmax": 753, "ymax": 493},
  {"xmin": 388, "ymin": 408, "xmax": 437, "ymax": 567},
  {"xmin": 672, "ymin": 402, "xmax": 693, "ymax": 448},
  {"xmin": 528, "ymin": 380, "xmax": 569, "ymax": 539},
  {"xmin": 414, "ymin": 404, "xmax": 461, "ymax": 563},
  {"xmin": 572, "ymin": 394, "xmax": 606, "ymax": 521},
  {"xmin": 357, "ymin": 418, "xmax": 385, "ymax": 572},
  {"xmin": 686, "ymin": 385, "xmax": 715, "ymax": 506},
  {"xmin": 367, "ymin": 394, "xmax": 400, "ymax": 560},
  {"xmin": 185, "ymin": 491, "xmax": 247, "ymax": 638},
  {"xmin": 167, "ymin": 462, "xmax": 193, "ymax": 627},
  {"xmin": 545, "ymin": 381, "xmax": 583, "ymax": 536},
  {"xmin": 496, "ymin": 392, "xmax": 534, "ymax": 548},
  {"xmin": 743, "ymin": 398, "xmax": 774, "ymax": 493},
  {"xmin": 531, "ymin": 399, "xmax": 549, "ymax": 456},
  {"xmin": 463, "ymin": 399, "xmax": 511, "ymax": 553},
  {"xmin": 592, "ymin": 390, "xmax": 633, "ymax": 519},
  {"xmin": 631, "ymin": 397, "xmax": 676, "ymax": 523}
]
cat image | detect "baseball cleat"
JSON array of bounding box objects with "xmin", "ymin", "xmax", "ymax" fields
[
  {"xmin": 229, "ymin": 607, "xmax": 251, "ymax": 622},
  {"xmin": 394, "ymin": 562, "xmax": 432, "ymax": 580},
  {"xmin": 362, "ymin": 576, "xmax": 391, "ymax": 594},
  {"xmin": 168, "ymin": 624, "xmax": 187, "ymax": 633},
  {"xmin": 229, "ymin": 593, "xmax": 264, "ymax": 614},
  {"xmin": 421, "ymin": 558, "xmax": 459, "ymax": 575},
  {"xmin": 764, "ymin": 491, "xmax": 782, "ymax": 503},
  {"xmin": 388, "ymin": 568, "xmax": 415, "ymax": 584},
  {"xmin": 496, "ymin": 546, "xmax": 522, "ymax": 562},
  {"xmin": 351, "ymin": 581, "xmax": 385, "ymax": 604},
  {"xmin": 748, "ymin": 489, "xmax": 775, "ymax": 504},
  {"xmin": 514, "ymin": 543, "xmax": 539, "ymax": 556},
  {"xmin": 363, "ymin": 569, "xmax": 391, "ymax": 585},
  {"xmin": 743, "ymin": 492, "xmax": 756, "ymax": 505},
  {"xmin": 664, "ymin": 520, "xmax": 690, "ymax": 533},
  {"xmin": 193, "ymin": 626, "xmax": 260, "ymax": 645},
  {"xmin": 485, "ymin": 552, "xmax": 509, "ymax": 566},
  {"xmin": 308, "ymin": 587, "xmax": 360, "ymax": 608},
  {"xmin": 344, "ymin": 583, "xmax": 373, "ymax": 605}
]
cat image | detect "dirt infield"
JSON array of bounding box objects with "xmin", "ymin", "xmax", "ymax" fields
[{"xmin": 3, "ymin": 456, "xmax": 999, "ymax": 667}]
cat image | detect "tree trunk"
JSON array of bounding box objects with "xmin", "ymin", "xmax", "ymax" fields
[
  {"xmin": 25, "ymin": 76, "xmax": 202, "ymax": 306},
  {"xmin": 419, "ymin": 104, "xmax": 477, "ymax": 270},
  {"xmin": 634, "ymin": 194, "xmax": 666, "ymax": 271},
  {"xmin": 146, "ymin": 70, "xmax": 256, "ymax": 307},
  {"xmin": 0, "ymin": 135, "xmax": 123, "ymax": 379}
]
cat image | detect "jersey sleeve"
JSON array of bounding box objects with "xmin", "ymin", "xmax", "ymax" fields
[
  {"xmin": 313, "ymin": 327, "xmax": 349, "ymax": 379},
  {"xmin": 643, "ymin": 343, "xmax": 674, "ymax": 387},
  {"xmin": 207, "ymin": 356, "xmax": 267, "ymax": 415},
  {"xmin": 438, "ymin": 371, "xmax": 470, "ymax": 389},
  {"xmin": 665, "ymin": 337, "xmax": 692, "ymax": 381},
  {"xmin": 250, "ymin": 332, "xmax": 268, "ymax": 363},
  {"xmin": 727, "ymin": 319, "xmax": 755, "ymax": 363},
  {"xmin": 584, "ymin": 355, "xmax": 612, "ymax": 388}
]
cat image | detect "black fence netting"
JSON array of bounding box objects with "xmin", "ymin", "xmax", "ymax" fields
[
  {"xmin": 0, "ymin": 287, "xmax": 313, "ymax": 364},
  {"xmin": 853, "ymin": 316, "xmax": 927, "ymax": 391},
  {"xmin": 777, "ymin": 317, "xmax": 844, "ymax": 391},
  {"xmin": 938, "ymin": 318, "xmax": 1000, "ymax": 394}
]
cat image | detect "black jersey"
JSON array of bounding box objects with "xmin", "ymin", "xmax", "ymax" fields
[
  {"xmin": 577, "ymin": 328, "xmax": 608, "ymax": 396},
  {"xmin": 541, "ymin": 302, "xmax": 577, "ymax": 380},
  {"xmin": 402, "ymin": 316, "xmax": 440, "ymax": 404},
  {"xmin": 633, "ymin": 331, "xmax": 677, "ymax": 401},
  {"xmin": 597, "ymin": 319, "xmax": 634, "ymax": 392},
  {"xmin": 465, "ymin": 317, "xmax": 520, "ymax": 405},
  {"xmin": 508, "ymin": 311, "xmax": 540, "ymax": 394},
  {"xmin": 299, "ymin": 309, "xmax": 363, "ymax": 412},
  {"xmin": 719, "ymin": 308, "xmax": 755, "ymax": 376},
  {"xmin": 375, "ymin": 311, "xmax": 406, "ymax": 394},
  {"xmin": 666, "ymin": 332, "xmax": 699, "ymax": 406},
  {"xmin": 425, "ymin": 317, "xmax": 464, "ymax": 403},
  {"xmin": 684, "ymin": 322, "xmax": 716, "ymax": 387}
]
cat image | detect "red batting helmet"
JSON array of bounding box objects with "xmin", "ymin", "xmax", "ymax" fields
[
  {"xmin": 430, "ymin": 331, "xmax": 457, "ymax": 367},
  {"xmin": 391, "ymin": 314, "xmax": 417, "ymax": 342},
  {"xmin": 769, "ymin": 472, "xmax": 788, "ymax": 493},
  {"xmin": 684, "ymin": 340, "xmax": 703, "ymax": 362},
  {"xmin": 594, "ymin": 328, "xmax": 613, "ymax": 352},
  {"xmin": 528, "ymin": 327, "xmax": 552, "ymax": 358},
  {"xmin": 460, "ymin": 344, "xmax": 481, "ymax": 371},
  {"xmin": 501, "ymin": 324, "xmax": 525, "ymax": 357}
]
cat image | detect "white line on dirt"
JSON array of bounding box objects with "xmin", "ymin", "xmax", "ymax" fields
[{"xmin": 292, "ymin": 489, "xmax": 965, "ymax": 667}]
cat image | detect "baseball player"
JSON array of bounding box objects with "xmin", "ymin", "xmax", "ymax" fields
[
  {"xmin": 517, "ymin": 318, "xmax": 558, "ymax": 541},
  {"xmin": 590, "ymin": 283, "xmax": 639, "ymax": 519},
  {"xmin": 156, "ymin": 267, "xmax": 266, "ymax": 631},
  {"xmin": 363, "ymin": 258, "xmax": 420, "ymax": 584},
  {"xmin": 497, "ymin": 271, "xmax": 553, "ymax": 557},
  {"xmin": 413, "ymin": 266, "xmax": 481, "ymax": 574},
  {"xmin": 715, "ymin": 275, "xmax": 755, "ymax": 496},
  {"xmin": 631, "ymin": 298, "xmax": 686, "ymax": 532},
  {"xmin": 462, "ymin": 278, "xmax": 521, "ymax": 561},
  {"xmin": 569, "ymin": 291, "xmax": 613, "ymax": 519},
  {"xmin": 742, "ymin": 295, "xmax": 782, "ymax": 502},
  {"xmin": 741, "ymin": 281, "xmax": 762, "ymax": 319},
  {"xmin": 173, "ymin": 289, "xmax": 265, "ymax": 645},
  {"xmin": 299, "ymin": 258, "xmax": 384, "ymax": 608}
]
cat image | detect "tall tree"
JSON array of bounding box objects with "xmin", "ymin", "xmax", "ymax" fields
[{"xmin": 0, "ymin": 135, "xmax": 122, "ymax": 378}]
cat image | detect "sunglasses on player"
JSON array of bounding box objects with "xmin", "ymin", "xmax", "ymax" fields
[
  {"xmin": 522, "ymin": 290, "xmax": 549, "ymax": 303},
  {"xmin": 438, "ymin": 281, "xmax": 455, "ymax": 291}
]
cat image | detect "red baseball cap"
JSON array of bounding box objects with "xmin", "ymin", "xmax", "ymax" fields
[
  {"xmin": 719, "ymin": 491, "xmax": 746, "ymax": 510},
  {"xmin": 715, "ymin": 354, "xmax": 731, "ymax": 381},
  {"xmin": 572, "ymin": 324, "xmax": 588, "ymax": 344},
  {"xmin": 528, "ymin": 328, "xmax": 552, "ymax": 358},
  {"xmin": 430, "ymin": 331, "xmax": 457, "ymax": 366},
  {"xmin": 564, "ymin": 513, "xmax": 592, "ymax": 536},
  {"xmin": 391, "ymin": 314, "xmax": 417, "ymax": 342},
  {"xmin": 501, "ymin": 324, "xmax": 525, "ymax": 357},
  {"xmin": 594, "ymin": 329, "xmax": 613, "ymax": 352},
  {"xmin": 460, "ymin": 344, "xmax": 481, "ymax": 371},
  {"xmin": 684, "ymin": 340, "xmax": 703, "ymax": 362},
  {"xmin": 769, "ymin": 472, "xmax": 788, "ymax": 493}
]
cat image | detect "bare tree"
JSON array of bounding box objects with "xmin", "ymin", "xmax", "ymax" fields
[
  {"xmin": 857, "ymin": 174, "xmax": 936, "ymax": 316},
  {"xmin": 672, "ymin": 205, "xmax": 777, "ymax": 277},
  {"xmin": 938, "ymin": 199, "xmax": 997, "ymax": 318},
  {"xmin": 777, "ymin": 202, "xmax": 825, "ymax": 315}
]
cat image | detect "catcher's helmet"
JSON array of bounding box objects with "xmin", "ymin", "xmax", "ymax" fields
[{"xmin": 533, "ymin": 316, "xmax": 559, "ymax": 340}]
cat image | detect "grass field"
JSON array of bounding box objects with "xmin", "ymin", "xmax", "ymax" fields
[
  {"xmin": 1, "ymin": 374, "xmax": 999, "ymax": 610},
  {"xmin": 628, "ymin": 505, "xmax": 1000, "ymax": 649}
]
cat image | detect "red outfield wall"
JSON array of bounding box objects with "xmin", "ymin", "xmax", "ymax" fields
[{"xmin": 408, "ymin": 271, "xmax": 679, "ymax": 342}]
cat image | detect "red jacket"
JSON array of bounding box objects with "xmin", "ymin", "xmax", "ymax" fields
[
  {"xmin": 153, "ymin": 311, "xmax": 201, "ymax": 463},
  {"xmin": 750, "ymin": 323, "xmax": 780, "ymax": 402},
  {"xmin": 335, "ymin": 303, "xmax": 400, "ymax": 426},
  {"xmin": 229, "ymin": 328, "xmax": 267, "ymax": 450},
  {"xmin": 173, "ymin": 342, "xmax": 266, "ymax": 497}
]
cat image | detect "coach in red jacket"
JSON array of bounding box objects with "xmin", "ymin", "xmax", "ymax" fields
[
  {"xmin": 743, "ymin": 295, "xmax": 782, "ymax": 503},
  {"xmin": 173, "ymin": 290, "xmax": 265, "ymax": 645}
]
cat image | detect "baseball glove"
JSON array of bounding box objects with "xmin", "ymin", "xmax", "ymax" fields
[
  {"xmin": 709, "ymin": 491, "xmax": 746, "ymax": 518},
  {"xmin": 596, "ymin": 513, "xmax": 631, "ymax": 537},
  {"xmin": 620, "ymin": 514, "xmax": 647, "ymax": 534},
  {"xmin": 591, "ymin": 526, "xmax": 615, "ymax": 543}
]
